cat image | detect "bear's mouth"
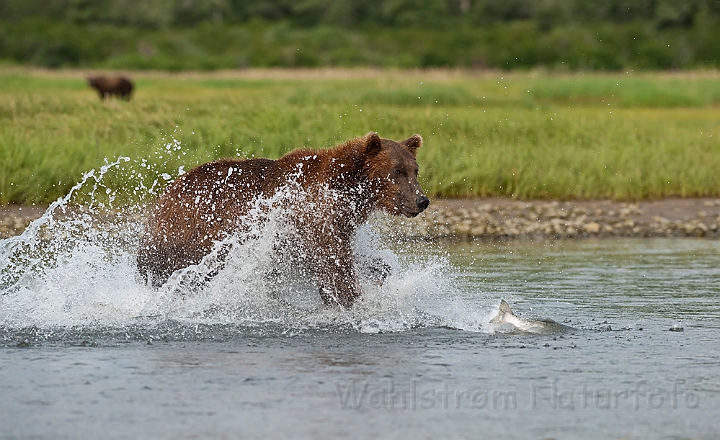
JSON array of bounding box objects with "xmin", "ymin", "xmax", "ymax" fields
[{"xmin": 400, "ymin": 207, "xmax": 422, "ymax": 218}]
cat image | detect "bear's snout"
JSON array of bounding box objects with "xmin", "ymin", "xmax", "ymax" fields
[{"xmin": 416, "ymin": 195, "xmax": 430, "ymax": 212}]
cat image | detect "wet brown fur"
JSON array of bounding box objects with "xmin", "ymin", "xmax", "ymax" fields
[
  {"xmin": 137, "ymin": 132, "xmax": 429, "ymax": 307},
  {"xmin": 87, "ymin": 76, "xmax": 133, "ymax": 100}
]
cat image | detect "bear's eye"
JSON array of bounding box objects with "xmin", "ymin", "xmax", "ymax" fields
[{"xmin": 395, "ymin": 169, "xmax": 404, "ymax": 177}]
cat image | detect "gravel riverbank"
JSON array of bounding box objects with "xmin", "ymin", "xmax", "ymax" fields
[
  {"xmin": 2, "ymin": 198, "xmax": 720, "ymax": 241},
  {"xmin": 375, "ymin": 198, "xmax": 720, "ymax": 240}
]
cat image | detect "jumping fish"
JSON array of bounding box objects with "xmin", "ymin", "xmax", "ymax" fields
[{"xmin": 490, "ymin": 299, "xmax": 573, "ymax": 333}]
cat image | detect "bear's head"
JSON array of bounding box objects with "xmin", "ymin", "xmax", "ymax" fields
[{"xmin": 363, "ymin": 132, "xmax": 430, "ymax": 218}]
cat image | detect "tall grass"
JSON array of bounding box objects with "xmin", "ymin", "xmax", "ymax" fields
[{"xmin": 1, "ymin": 68, "xmax": 719, "ymax": 204}]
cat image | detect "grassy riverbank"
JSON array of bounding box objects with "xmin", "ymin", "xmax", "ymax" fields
[{"xmin": 1, "ymin": 68, "xmax": 719, "ymax": 205}]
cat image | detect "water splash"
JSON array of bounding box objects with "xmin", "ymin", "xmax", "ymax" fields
[{"xmin": 1, "ymin": 146, "xmax": 493, "ymax": 336}]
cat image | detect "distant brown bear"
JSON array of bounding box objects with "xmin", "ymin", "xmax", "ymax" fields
[
  {"xmin": 137, "ymin": 132, "xmax": 430, "ymax": 307},
  {"xmin": 87, "ymin": 76, "xmax": 133, "ymax": 100}
]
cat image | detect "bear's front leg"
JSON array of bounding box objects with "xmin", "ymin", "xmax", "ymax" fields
[{"xmin": 310, "ymin": 240, "xmax": 362, "ymax": 308}]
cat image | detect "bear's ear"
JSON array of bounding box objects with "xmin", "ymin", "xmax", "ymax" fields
[
  {"xmin": 364, "ymin": 132, "xmax": 383, "ymax": 157},
  {"xmin": 401, "ymin": 134, "xmax": 422, "ymax": 157}
]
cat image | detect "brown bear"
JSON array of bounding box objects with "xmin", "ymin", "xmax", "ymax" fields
[
  {"xmin": 87, "ymin": 76, "xmax": 133, "ymax": 100},
  {"xmin": 136, "ymin": 132, "xmax": 430, "ymax": 308}
]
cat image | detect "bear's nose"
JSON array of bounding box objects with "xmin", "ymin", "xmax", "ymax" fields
[{"xmin": 416, "ymin": 195, "xmax": 430, "ymax": 212}]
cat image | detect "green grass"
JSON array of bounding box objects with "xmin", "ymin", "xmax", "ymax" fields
[{"xmin": 1, "ymin": 68, "xmax": 719, "ymax": 205}]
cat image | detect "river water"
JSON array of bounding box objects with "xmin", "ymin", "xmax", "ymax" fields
[
  {"xmin": 2, "ymin": 216, "xmax": 719, "ymax": 439},
  {"xmin": 1, "ymin": 158, "xmax": 719, "ymax": 438}
]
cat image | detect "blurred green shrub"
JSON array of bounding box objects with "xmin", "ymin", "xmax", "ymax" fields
[{"xmin": 1, "ymin": 0, "xmax": 719, "ymax": 70}]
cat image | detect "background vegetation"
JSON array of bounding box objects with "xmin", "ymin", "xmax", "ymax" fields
[
  {"xmin": 1, "ymin": 69, "xmax": 719, "ymax": 205},
  {"xmin": 2, "ymin": 0, "xmax": 720, "ymax": 70}
]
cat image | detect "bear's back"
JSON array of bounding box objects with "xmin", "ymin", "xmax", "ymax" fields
[{"xmin": 156, "ymin": 158, "xmax": 286, "ymax": 222}]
